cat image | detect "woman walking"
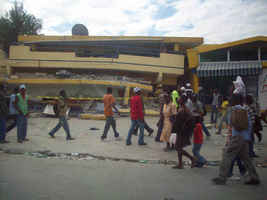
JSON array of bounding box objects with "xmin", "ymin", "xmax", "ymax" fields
[
  {"xmin": 173, "ymin": 95, "xmax": 196, "ymax": 169},
  {"xmin": 160, "ymin": 94, "xmax": 177, "ymax": 151}
]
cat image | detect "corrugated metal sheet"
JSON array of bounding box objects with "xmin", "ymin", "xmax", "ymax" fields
[{"xmin": 197, "ymin": 61, "xmax": 262, "ymax": 77}]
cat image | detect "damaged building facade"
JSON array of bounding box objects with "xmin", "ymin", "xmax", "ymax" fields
[
  {"xmin": 0, "ymin": 31, "xmax": 203, "ymax": 105},
  {"xmin": 187, "ymin": 36, "xmax": 267, "ymax": 109}
]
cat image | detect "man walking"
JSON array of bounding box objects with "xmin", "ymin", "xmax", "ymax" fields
[
  {"xmin": 0, "ymin": 84, "xmax": 9, "ymax": 143},
  {"xmin": 212, "ymin": 94, "xmax": 260, "ymax": 185},
  {"xmin": 6, "ymin": 87, "xmax": 19, "ymax": 133},
  {"xmin": 101, "ymin": 87, "xmax": 120, "ymax": 140},
  {"xmin": 15, "ymin": 84, "xmax": 29, "ymax": 143},
  {"xmin": 48, "ymin": 90, "xmax": 75, "ymax": 141},
  {"xmin": 126, "ymin": 87, "xmax": 147, "ymax": 146},
  {"xmin": 211, "ymin": 89, "xmax": 220, "ymax": 124}
]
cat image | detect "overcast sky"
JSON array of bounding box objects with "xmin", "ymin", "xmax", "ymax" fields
[{"xmin": 1, "ymin": 0, "xmax": 267, "ymax": 44}]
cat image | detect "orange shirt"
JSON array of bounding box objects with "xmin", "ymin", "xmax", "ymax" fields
[{"xmin": 103, "ymin": 94, "xmax": 115, "ymax": 117}]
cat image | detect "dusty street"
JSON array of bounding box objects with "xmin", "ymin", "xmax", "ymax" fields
[{"xmin": 0, "ymin": 116, "xmax": 267, "ymax": 200}]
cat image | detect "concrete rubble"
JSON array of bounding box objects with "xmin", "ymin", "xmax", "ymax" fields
[{"xmin": 14, "ymin": 70, "xmax": 152, "ymax": 85}]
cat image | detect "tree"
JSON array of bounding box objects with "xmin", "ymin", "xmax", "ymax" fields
[{"xmin": 0, "ymin": 1, "xmax": 42, "ymax": 55}]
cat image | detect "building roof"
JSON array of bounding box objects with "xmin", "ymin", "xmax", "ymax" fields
[
  {"xmin": 196, "ymin": 36, "xmax": 267, "ymax": 53},
  {"xmin": 18, "ymin": 35, "xmax": 203, "ymax": 49}
]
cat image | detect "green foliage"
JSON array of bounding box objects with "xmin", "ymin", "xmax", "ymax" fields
[{"xmin": 0, "ymin": 1, "xmax": 42, "ymax": 55}]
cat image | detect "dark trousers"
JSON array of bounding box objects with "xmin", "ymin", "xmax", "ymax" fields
[
  {"xmin": 17, "ymin": 115, "xmax": 28, "ymax": 141},
  {"xmin": 228, "ymin": 156, "xmax": 246, "ymax": 177},
  {"xmin": 210, "ymin": 105, "xmax": 218, "ymax": 124},
  {"xmin": 6, "ymin": 114, "xmax": 17, "ymax": 133},
  {"xmin": 155, "ymin": 119, "xmax": 164, "ymax": 141},
  {"xmin": 0, "ymin": 118, "xmax": 6, "ymax": 141},
  {"xmin": 102, "ymin": 116, "xmax": 119, "ymax": 138}
]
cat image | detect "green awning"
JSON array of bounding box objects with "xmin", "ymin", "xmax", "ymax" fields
[{"xmin": 197, "ymin": 61, "xmax": 262, "ymax": 77}]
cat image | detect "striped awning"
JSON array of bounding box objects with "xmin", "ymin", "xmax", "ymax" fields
[{"xmin": 196, "ymin": 61, "xmax": 262, "ymax": 77}]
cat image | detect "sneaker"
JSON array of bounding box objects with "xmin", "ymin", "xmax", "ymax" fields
[
  {"xmin": 0, "ymin": 140, "xmax": 10, "ymax": 144},
  {"xmin": 17, "ymin": 140, "xmax": 23, "ymax": 143},
  {"xmin": 138, "ymin": 142, "xmax": 147, "ymax": 146},
  {"xmin": 23, "ymin": 138, "xmax": 30, "ymax": 142},
  {"xmin": 244, "ymin": 179, "xmax": 260, "ymax": 185},
  {"xmin": 101, "ymin": 135, "xmax": 106, "ymax": 140},
  {"xmin": 66, "ymin": 137, "xmax": 75, "ymax": 141},
  {"xmin": 148, "ymin": 129, "xmax": 154, "ymax": 136},
  {"xmin": 49, "ymin": 133, "xmax": 55, "ymax": 138},
  {"xmin": 212, "ymin": 177, "xmax": 226, "ymax": 185},
  {"xmin": 114, "ymin": 133, "xmax": 120, "ymax": 138},
  {"xmin": 126, "ymin": 142, "xmax": 132, "ymax": 146}
]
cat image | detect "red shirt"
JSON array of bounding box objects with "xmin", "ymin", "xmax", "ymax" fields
[
  {"xmin": 193, "ymin": 123, "xmax": 203, "ymax": 144},
  {"xmin": 130, "ymin": 95, "xmax": 144, "ymax": 120}
]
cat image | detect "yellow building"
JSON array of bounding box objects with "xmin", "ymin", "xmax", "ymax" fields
[
  {"xmin": 2, "ymin": 34, "xmax": 202, "ymax": 101},
  {"xmin": 187, "ymin": 36, "xmax": 267, "ymax": 105}
]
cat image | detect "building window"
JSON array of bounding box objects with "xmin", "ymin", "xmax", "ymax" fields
[
  {"xmin": 230, "ymin": 47, "xmax": 258, "ymax": 61},
  {"xmin": 200, "ymin": 49, "xmax": 227, "ymax": 62},
  {"xmin": 261, "ymin": 47, "xmax": 267, "ymax": 60}
]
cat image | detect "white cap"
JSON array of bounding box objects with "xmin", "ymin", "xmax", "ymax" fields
[
  {"xmin": 186, "ymin": 83, "xmax": 191, "ymax": 87},
  {"xmin": 180, "ymin": 87, "xmax": 186, "ymax": 91},
  {"xmin": 133, "ymin": 87, "xmax": 141, "ymax": 93},
  {"xmin": 19, "ymin": 84, "xmax": 26, "ymax": 89}
]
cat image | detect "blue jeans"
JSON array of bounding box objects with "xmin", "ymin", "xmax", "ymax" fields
[
  {"xmin": 49, "ymin": 116, "xmax": 71, "ymax": 139},
  {"xmin": 0, "ymin": 118, "xmax": 6, "ymax": 141},
  {"xmin": 210, "ymin": 105, "xmax": 218, "ymax": 124},
  {"xmin": 126, "ymin": 120, "xmax": 145, "ymax": 145},
  {"xmin": 17, "ymin": 115, "xmax": 28, "ymax": 141},
  {"xmin": 192, "ymin": 143, "xmax": 207, "ymax": 166},
  {"xmin": 102, "ymin": 116, "xmax": 119, "ymax": 138},
  {"xmin": 217, "ymin": 112, "xmax": 228, "ymax": 135},
  {"xmin": 201, "ymin": 121, "xmax": 210, "ymax": 136}
]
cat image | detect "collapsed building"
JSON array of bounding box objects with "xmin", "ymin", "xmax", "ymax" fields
[{"xmin": 0, "ymin": 25, "xmax": 203, "ymax": 115}]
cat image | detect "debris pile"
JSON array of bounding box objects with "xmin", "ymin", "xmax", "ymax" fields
[{"xmin": 14, "ymin": 70, "xmax": 152, "ymax": 85}]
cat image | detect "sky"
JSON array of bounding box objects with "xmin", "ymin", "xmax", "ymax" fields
[{"xmin": 1, "ymin": 0, "xmax": 267, "ymax": 44}]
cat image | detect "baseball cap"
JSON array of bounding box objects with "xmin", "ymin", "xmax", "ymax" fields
[
  {"xmin": 180, "ymin": 87, "xmax": 186, "ymax": 91},
  {"xmin": 19, "ymin": 84, "xmax": 26, "ymax": 89},
  {"xmin": 133, "ymin": 87, "xmax": 141, "ymax": 93}
]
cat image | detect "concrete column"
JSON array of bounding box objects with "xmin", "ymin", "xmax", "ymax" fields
[
  {"xmin": 258, "ymin": 47, "xmax": 261, "ymax": 61},
  {"xmin": 192, "ymin": 73, "xmax": 199, "ymax": 93},
  {"xmin": 227, "ymin": 49, "xmax": 230, "ymax": 61},
  {"xmin": 123, "ymin": 86, "xmax": 130, "ymax": 105}
]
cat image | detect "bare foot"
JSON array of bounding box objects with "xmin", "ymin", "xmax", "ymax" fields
[
  {"xmin": 191, "ymin": 158, "xmax": 197, "ymax": 168},
  {"xmin": 172, "ymin": 165, "xmax": 184, "ymax": 169}
]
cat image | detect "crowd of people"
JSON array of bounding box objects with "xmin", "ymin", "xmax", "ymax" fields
[{"xmin": 1, "ymin": 75, "xmax": 267, "ymax": 186}]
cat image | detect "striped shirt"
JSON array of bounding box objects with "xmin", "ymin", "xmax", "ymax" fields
[{"xmin": 243, "ymin": 104, "xmax": 255, "ymax": 125}]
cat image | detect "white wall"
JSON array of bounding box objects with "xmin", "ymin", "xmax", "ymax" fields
[{"xmin": 258, "ymin": 68, "xmax": 267, "ymax": 110}]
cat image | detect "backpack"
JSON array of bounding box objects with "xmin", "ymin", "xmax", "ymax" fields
[{"xmin": 230, "ymin": 108, "xmax": 249, "ymax": 131}]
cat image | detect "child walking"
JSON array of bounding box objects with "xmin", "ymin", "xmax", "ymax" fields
[{"xmin": 192, "ymin": 115, "xmax": 207, "ymax": 167}]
